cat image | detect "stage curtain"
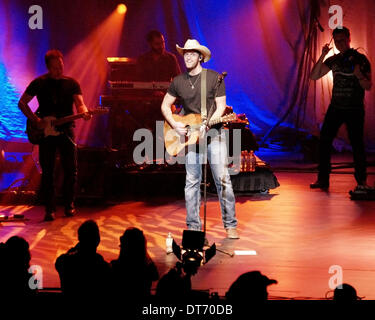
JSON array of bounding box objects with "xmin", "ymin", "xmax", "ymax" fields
[{"xmin": 1, "ymin": 0, "xmax": 374, "ymax": 149}]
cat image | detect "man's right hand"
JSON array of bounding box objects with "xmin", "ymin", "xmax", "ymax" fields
[
  {"xmin": 321, "ymin": 43, "xmax": 332, "ymax": 57},
  {"xmin": 310, "ymin": 44, "xmax": 333, "ymax": 80},
  {"xmin": 173, "ymin": 121, "xmax": 188, "ymax": 136}
]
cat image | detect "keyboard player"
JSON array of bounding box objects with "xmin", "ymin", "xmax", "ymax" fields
[{"xmin": 136, "ymin": 30, "xmax": 181, "ymax": 83}]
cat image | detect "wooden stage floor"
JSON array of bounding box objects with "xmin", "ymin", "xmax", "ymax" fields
[{"xmin": 1, "ymin": 171, "xmax": 375, "ymax": 300}]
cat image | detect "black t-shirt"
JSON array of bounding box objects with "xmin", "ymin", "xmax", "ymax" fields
[
  {"xmin": 25, "ymin": 74, "xmax": 82, "ymax": 128},
  {"xmin": 167, "ymin": 68, "xmax": 226, "ymax": 120},
  {"xmin": 324, "ymin": 49, "xmax": 371, "ymax": 109}
]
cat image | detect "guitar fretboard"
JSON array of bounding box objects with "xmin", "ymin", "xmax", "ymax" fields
[
  {"xmin": 53, "ymin": 113, "xmax": 88, "ymax": 126},
  {"xmin": 208, "ymin": 114, "xmax": 234, "ymax": 126},
  {"xmin": 52, "ymin": 109, "xmax": 108, "ymax": 126},
  {"xmin": 208, "ymin": 117, "xmax": 224, "ymax": 126}
]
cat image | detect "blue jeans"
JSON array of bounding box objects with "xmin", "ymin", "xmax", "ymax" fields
[{"xmin": 185, "ymin": 130, "xmax": 237, "ymax": 230}]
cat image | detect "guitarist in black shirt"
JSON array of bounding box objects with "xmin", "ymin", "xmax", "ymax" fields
[{"xmin": 18, "ymin": 49, "xmax": 91, "ymax": 221}]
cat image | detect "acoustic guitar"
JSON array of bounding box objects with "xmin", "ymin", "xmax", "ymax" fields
[{"xmin": 164, "ymin": 113, "xmax": 237, "ymax": 156}]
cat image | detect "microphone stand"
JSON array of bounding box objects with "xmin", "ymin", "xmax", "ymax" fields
[{"xmin": 202, "ymin": 72, "xmax": 234, "ymax": 257}]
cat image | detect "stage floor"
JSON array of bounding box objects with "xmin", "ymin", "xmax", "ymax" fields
[{"xmin": 1, "ymin": 171, "xmax": 375, "ymax": 300}]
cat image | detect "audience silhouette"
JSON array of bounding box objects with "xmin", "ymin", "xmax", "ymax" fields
[
  {"xmin": 111, "ymin": 227, "xmax": 159, "ymax": 301},
  {"xmin": 55, "ymin": 220, "xmax": 111, "ymax": 297},
  {"xmin": 156, "ymin": 262, "xmax": 192, "ymax": 302},
  {"xmin": 0, "ymin": 236, "xmax": 34, "ymax": 296},
  {"xmin": 225, "ymin": 271, "xmax": 277, "ymax": 304},
  {"xmin": 333, "ymin": 283, "xmax": 359, "ymax": 302},
  {"xmin": 0, "ymin": 222, "xmax": 368, "ymax": 307}
]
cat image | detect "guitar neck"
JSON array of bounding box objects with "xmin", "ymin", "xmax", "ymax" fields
[
  {"xmin": 53, "ymin": 113, "xmax": 87, "ymax": 126},
  {"xmin": 208, "ymin": 116, "xmax": 225, "ymax": 127}
]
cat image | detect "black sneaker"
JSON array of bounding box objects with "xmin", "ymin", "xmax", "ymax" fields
[
  {"xmin": 310, "ymin": 180, "xmax": 329, "ymax": 189},
  {"xmin": 64, "ymin": 208, "xmax": 76, "ymax": 217},
  {"xmin": 64, "ymin": 203, "xmax": 76, "ymax": 217},
  {"xmin": 44, "ymin": 212, "xmax": 55, "ymax": 221}
]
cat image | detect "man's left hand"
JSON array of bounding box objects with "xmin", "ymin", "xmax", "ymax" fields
[{"xmin": 83, "ymin": 111, "xmax": 92, "ymax": 121}]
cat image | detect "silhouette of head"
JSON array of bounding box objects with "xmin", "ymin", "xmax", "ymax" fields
[
  {"xmin": 226, "ymin": 271, "xmax": 277, "ymax": 303},
  {"xmin": 119, "ymin": 227, "xmax": 147, "ymax": 260},
  {"xmin": 5, "ymin": 236, "xmax": 31, "ymax": 269},
  {"xmin": 333, "ymin": 283, "xmax": 359, "ymax": 302},
  {"xmin": 156, "ymin": 263, "xmax": 191, "ymax": 302},
  {"xmin": 0, "ymin": 237, "xmax": 33, "ymax": 295},
  {"xmin": 78, "ymin": 220, "xmax": 100, "ymax": 251},
  {"xmin": 332, "ymin": 26, "xmax": 350, "ymax": 39},
  {"xmin": 146, "ymin": 30, "xmax": 165, "ymax": 55},
  {"xmin": 332, "ymin": 27, "xmax": 351, "ymax": 53},
  {"xmin": 45, "ymin": 49, "xmax": 64, "ymax": 79}
]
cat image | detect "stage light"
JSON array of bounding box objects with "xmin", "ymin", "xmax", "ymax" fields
[
  {"xmin": 172, "ymin": 230, "xmax": 216, "ymax": 275},
  {"xmin": 117, "ymin": 4, "xmax": 127, "ymax": 14},
  {"xmin": 107, "ymin": 57, "xmax": 131, "ymax": 62},
  {"xmin": 64, "ymin": 4, "xmax": 126, "ymax": 144}
]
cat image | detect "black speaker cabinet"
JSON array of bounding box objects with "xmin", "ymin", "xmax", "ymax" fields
[
  {"xmin": 55, "ymin": 147, "xmax": 115, "ymax": 200},
  {"xmin": 76, "ymin": 147, "xmax": 114, "ymax": 199}
]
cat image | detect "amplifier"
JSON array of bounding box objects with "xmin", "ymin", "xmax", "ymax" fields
[{"xmin": 107, "ymin": 57, "xmax": 137, "ymax": 81}]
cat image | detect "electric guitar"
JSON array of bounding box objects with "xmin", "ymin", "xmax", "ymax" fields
[
  {"xmin": 164, "ymin": 113, "xmax": 237, "ymax": 156},
  {"xmin": 26, "ymin": 108, "xmax": 109, "ymax": 144}
]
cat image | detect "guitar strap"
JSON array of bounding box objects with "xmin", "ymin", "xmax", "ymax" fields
[{"xmin": 200, "ymin": 68, "xmax": 207, "ymax": 124}]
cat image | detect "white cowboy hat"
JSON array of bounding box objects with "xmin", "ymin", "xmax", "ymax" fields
[{"xmin": 176, "ymin": 39, "xmax": 211, "ymax": 62}]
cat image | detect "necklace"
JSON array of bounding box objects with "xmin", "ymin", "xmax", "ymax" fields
[{"xmin": 188, "ymin": 73, "xmax": 201, "ymax": 89}]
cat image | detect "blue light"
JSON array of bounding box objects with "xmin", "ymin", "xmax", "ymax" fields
[{"xmin": 0, "ymin": 62, "xmax": 26, "ymax": 140}]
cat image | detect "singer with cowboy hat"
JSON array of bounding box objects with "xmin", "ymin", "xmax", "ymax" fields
[{"xmin": 161, "ymin": 39, "xmax": 239, "ymax": 239}]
